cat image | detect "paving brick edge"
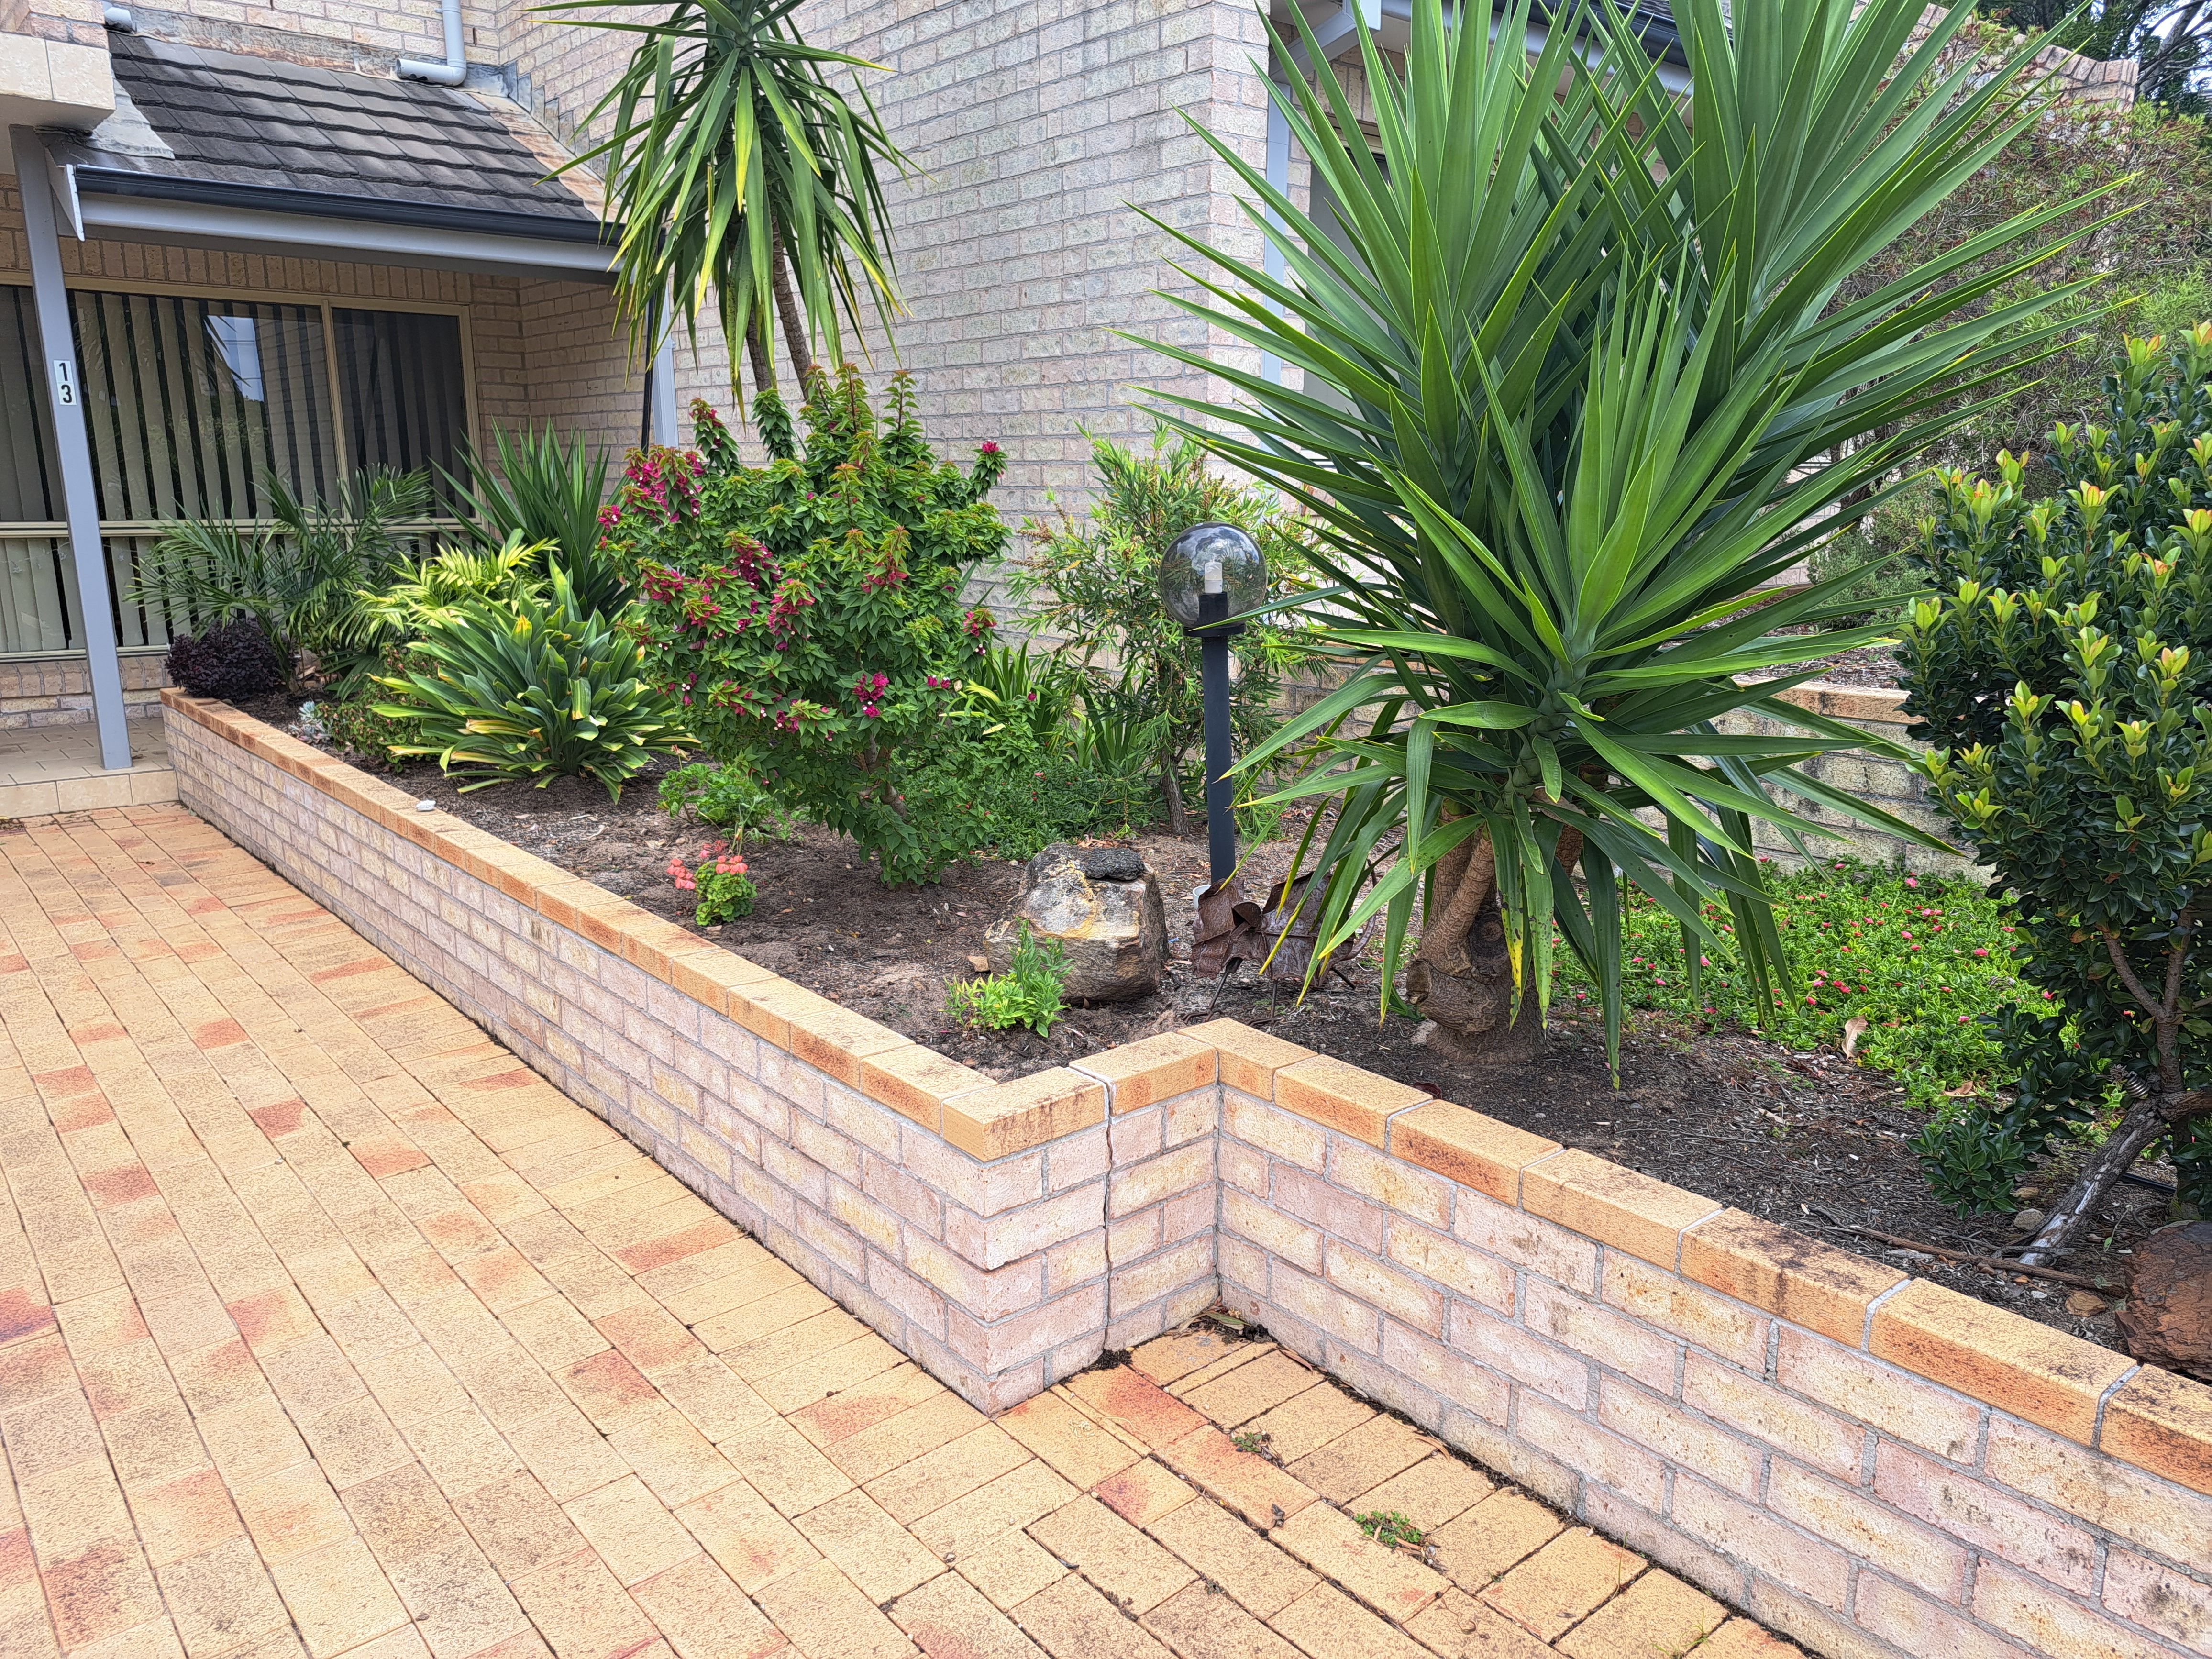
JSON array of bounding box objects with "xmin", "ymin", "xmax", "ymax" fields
[{"xmin": 163, "ymin": 691, "xmax": 2212, "ymax": 1659}]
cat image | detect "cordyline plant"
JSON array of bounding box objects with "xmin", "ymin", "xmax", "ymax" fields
[
  {"xmin": 1904, "ymin": 323, "xmax": 2212, "ymax": 1259},
  {"xmin": 1135, "ymin": 0, "xmax": 2125, "ymax": 1067},
  {"xmin": 546, "ymin": 0, "xmax": 908, "ymax": 395}
]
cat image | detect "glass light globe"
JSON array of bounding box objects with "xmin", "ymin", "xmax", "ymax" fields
[{"xmin": 1160, "ymin": 522, "xmax": 1268, "ymax": 630}]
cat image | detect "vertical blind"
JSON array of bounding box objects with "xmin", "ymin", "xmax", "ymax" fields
[{"xmin": 0, "ymin": 285, "xmax": 470, "ymax": 656}]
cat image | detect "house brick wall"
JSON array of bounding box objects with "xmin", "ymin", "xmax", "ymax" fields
[{"xmin": 165, "ymin": 689, "xmax": 2212, "ymax": 1659}]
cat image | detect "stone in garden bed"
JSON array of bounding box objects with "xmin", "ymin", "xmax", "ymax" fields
[{"xmin": 986, "ymin": 842, "xmax": 1168, "ymax": 1003}]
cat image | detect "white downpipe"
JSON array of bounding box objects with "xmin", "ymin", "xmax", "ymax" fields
[{"xmin": 398, "ymin": 0, "xmax": 466, "ymax": 86}]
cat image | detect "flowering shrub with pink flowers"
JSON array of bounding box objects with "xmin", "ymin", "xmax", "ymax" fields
[{"xmin": 608, "ymin": 366, "xmax": 1013, "ymax": 882}]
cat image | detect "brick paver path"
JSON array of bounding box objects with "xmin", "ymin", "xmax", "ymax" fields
[{"xmin": 0, "ymin": 806, "xmax": 1802, "ymax": 1659}]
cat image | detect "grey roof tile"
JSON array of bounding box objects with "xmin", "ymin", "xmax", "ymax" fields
[{"xmin": 61, "ymin": 31, "xmax": 596, "ymax": 228}]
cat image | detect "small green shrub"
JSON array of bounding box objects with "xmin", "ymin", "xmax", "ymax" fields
[
  {"xmin": 375, "ymin": 569, "xmax": 692, "ymax": 798},
  {"xmin": 1551, "ymin": 858, "xmax": 2031, "ymax": 1111},
  {"xmin": 1902, "ymin": 323, "xmax": 2212, "ymax": 1218},
  {"xmin": 658, "ymin": 760, "xmax": 795, "ymax": 843},
  {"xmin": 320, "ymin": 656, "xmax": 421, "ymax": 768},
  {"xmin": 668, "ymin": 839, "xmax": 758, "ymax": 925},
  {"xmin": 945, "ymin": 924, "xmax": 1069, "ymax": 1036},
  {"xmin": 903, "ymin": 735, "xmax": 1153, "ymax": 863},
  {"xmin": 1354, "ymin": 1511, "xmax": 1425, "ymax": 1549},
  {"xmin": 1911, "ymin": 1100, "xmax": 2050, "ymax": 1216}
]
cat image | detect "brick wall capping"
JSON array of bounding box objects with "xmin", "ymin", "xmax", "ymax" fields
[
  {"xmin": 1387, "ymin": 1098, "xmax": 1562, "ymax": 1204},
  {"xmin": 1071, "ymin": 1028, "xmax": 1217, "ymax": 1112},
  {"xmin": 1755, "ymin": 678, "xmax": 1909, "ymax": 726},
  {"xmin": 1520, "ymin": 1147, "xmax": 1723, "ymax": 1270},
  {"xmin": 1871, "ymin": 1277, "xmax": 2136, "ymax": 1445},
  {"xmin": 1272, "ymin": 1051, "xmax": 1429, "ymax": 1146},
  {"xmin": 1680, "ymin": 1207, "xmax": 1909, "ymax": 1347},
  {"xmin": 162, "ymin": 691, "xmax": 2212, "ymax": 1510}
]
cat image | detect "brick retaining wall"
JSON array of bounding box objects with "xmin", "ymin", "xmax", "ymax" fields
[{"xmin": 163, "ymin": 690, "xmax": 2212, "ymax": 1659}]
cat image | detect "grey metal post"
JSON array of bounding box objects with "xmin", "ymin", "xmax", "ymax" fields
[{"xmin": 12, "ymin": 126, "xmax": 132, "ymax": 772}]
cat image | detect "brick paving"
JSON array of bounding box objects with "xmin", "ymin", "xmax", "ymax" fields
[{"xmin": 0, "ymin": 804, "xmax": 1802, "ymax": 1659}]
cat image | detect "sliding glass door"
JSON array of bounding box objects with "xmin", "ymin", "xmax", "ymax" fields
[{"xmin": 0, "ymin": 283, "xmax": 470, "ymax": 656}]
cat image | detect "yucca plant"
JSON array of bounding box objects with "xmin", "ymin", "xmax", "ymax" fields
[
  {"xmin": 448, "ymin": 427, "xmax": 624, "ymax": 616},
  {"xmin": 1139, "ymin": 0, "xmax": 2127, "ymax": 1066},
  {"xmin": 546, "ymin": 0, "xmax": 908, "ymax": 397},
  {"xmin": 376, "ymin": 568, "xmax": 694, "ymax": 798}
]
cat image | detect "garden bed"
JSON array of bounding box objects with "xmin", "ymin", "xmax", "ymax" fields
[{"xmin": 270, "ymin": 708, "xmax": 2179, "ymax": 1354}]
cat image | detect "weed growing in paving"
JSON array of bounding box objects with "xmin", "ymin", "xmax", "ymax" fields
[
  {"xmin": 1552, "ymin": 858, "xmax": 2032, "ymax": 1110},
  {"xmin": 1355, "ymin": 1511, "xmax": 1426, "ymax": 1549}
]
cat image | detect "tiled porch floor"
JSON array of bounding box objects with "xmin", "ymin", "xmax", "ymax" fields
[
  {"xmin": 0, "ymin": 805, "xmax": 1801, "ymax": 1659},
  {"xmin": 0, "ymin": 721, "xmax": 176, "ymax": 820}
]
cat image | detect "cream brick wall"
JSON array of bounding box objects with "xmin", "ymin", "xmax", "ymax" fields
[{"xmin": 168, "ymin": 692, "xmax": 2212, "ymax": 1659}]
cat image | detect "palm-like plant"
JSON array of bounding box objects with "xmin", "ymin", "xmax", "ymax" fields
[
  {"xmin": 547, "ymin": 0, "xmax": 909, "ymax": 396},
  {"xmin": 1139, "ymin": 0, "xmax": 2126, "ymax": 1066},
  {"xmin": 133, "ymin": 467, "xmax": 430, "ymax": 691}
]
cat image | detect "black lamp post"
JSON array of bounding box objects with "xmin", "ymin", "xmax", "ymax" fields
[{"xmin": 1161, "ymin": 522, "xmax": 1268, "ymax": 891}]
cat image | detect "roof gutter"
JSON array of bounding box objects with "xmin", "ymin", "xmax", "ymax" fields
[
  {"xmin": 398, "ymin": 0, "xmax": 467, "ymax": 87},
  {"xmin": 68, "ymin": 164, "xmax": 616, "ymax": 244},
  {"xmin": 74, "ymin": 188, "xmax": 618, "ymax": 280}
]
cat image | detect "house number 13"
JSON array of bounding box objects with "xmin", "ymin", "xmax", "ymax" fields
[{"xmin": 51, "ymin": 360, "xmax": 77, "ymax": 407}]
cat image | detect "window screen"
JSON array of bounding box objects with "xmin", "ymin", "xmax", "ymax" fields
[
  {"xmin": 0, "ymin": 289, "xmax": 468, "ymax": 655},
  {"xmin": 334, "ymin": 308, "xmax": 467, "ymax": 490}
]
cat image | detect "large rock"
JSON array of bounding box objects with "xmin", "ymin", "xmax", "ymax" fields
[
  {"xmin": 2119, "ymin": 1220, "xmax": 2212, "ymax": 1381},
  {"xmin": 986, "ymin": 843, "xmax": 1166, "ymax": 1003}
]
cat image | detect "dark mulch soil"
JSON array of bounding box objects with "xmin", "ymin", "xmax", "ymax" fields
[{"xmin": 270, "ymin": 709, "xmax": 2170, "ymax": 1349}]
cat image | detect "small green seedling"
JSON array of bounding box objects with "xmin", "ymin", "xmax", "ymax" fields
[
  {"xmin": 1354, "ymin": 1510, "xmax": 1426, "ymax": 1550},
  {"xmin": 944, "ymin": 924, "xmax": 1070, "ymax": 1036}
]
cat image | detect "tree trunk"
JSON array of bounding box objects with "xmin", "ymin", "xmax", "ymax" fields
[
  {"xmin": 1162, "ymin": 758, "xmax": 1191, "ymax": 839},
  {"xmin": 2019, "ymin": 1095, "xmax": 2175, "ymax": 1267},
  {"xmin": 771, "ymin": 240, "xmax": 815, "ymax": 384},
  {"xmin": 1405, "ymin": 823, "xmax": 1583, "ymax": 1064},
  {"xmin": 744, "ymin": 313, "xmax": 777, "ymax": 407}
]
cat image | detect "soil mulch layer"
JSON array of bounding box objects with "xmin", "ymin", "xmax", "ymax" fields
[
  {"xmin": 1760, "ymin": 642, "xmax": 1903, "ymax": 688},
  {"xmin": 262, "ymin": 705, "xmax": 2170, "ymax": 1352}
]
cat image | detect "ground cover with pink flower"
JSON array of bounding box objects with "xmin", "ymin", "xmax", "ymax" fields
[{"xmin": 1554, "ymin": 858, "xmax": 2030, "ymax": 1115}]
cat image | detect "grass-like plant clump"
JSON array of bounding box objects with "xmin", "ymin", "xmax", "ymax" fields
[{"xmin": 1553, "ymin": 857, "xmax": 2033, "ymax": 1111}]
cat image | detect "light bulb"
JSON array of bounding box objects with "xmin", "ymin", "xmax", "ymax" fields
[{"xmin": 1203, "ymin": 559, "xmax": 1224, "ymax": 596}]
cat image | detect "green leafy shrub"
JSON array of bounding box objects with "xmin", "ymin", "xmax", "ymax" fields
[
  {"xmin": 945, "ymin": 924, "xmax": 1069, "ymax": 1036},
  {"xmin": 902, "ymin": 735, "xmax": 1150, "ymax": 862},
  {"xmin": 375, "ymin": 569, "xmax": 693, "ymax": 798},
  {"xmin": 657, "ymin": 761, "xmax": 794, "ymax": 844},
  {"xmin": 1014, "ymin": 429, "xmax": 1316, "ymax": 833},
  {"xmin": 668, "ymin": 839, "xmax": 758, "ymax": 925},
  {"xmin": 1901, "ymin": 322, "xmax": 2212, "ymax": 1226},
  {"xmin": 165, "ymin": 616, "xmax": 287, "ymax": 701},
  {"xmin": 619, "ymin": 367, "xmax": 1012, "ymax": 882},
  {"xmin": 1552, "ymin": 859, "xmax": 2031, "ymax": 1110},
  {"xmin": 320, "ymin": 653, "xmax": 422, "ymax": 768}
]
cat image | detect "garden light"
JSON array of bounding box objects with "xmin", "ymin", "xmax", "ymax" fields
[{"xmin": 1161, "ymin": 522, "xmax": 1265, "ymax": 891}]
